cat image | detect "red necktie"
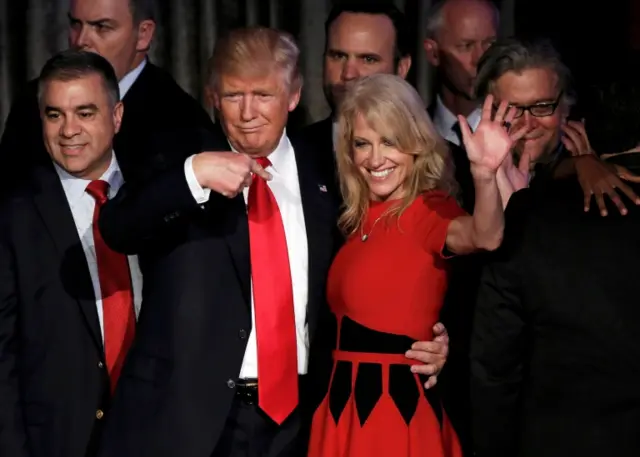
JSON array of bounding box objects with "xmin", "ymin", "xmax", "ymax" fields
[
  {"xmin": 247, "ymin": 157, "xmax": 298, "ymax": 424},
  {"xmin": 86, "ymin": 180, "xmax": 136, "ymax": 394}
]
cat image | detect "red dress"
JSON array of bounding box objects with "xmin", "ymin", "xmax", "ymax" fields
[{"xmin": 308, "ymin": 191, "xmax": 465, "ymax": 457}]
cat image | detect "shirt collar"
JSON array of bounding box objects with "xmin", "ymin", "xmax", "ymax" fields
[
  {"xmin": 228, "ymin": 129, "xmax": 292, "ymax": 175},
  {"xmin": 434, "ymin": 95, "xmax": 482, "ymax": 132},
  {"xmin": 54, "ymin": 151, "xmax": 124, "ymax": 208},
  {"xmin": 119, "ymin": 59, "xmax": 147, "ymax": 99}
]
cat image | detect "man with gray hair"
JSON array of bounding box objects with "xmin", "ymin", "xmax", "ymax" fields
[
  {"xmin": 470, "ymin": 49, "xmax": 640, "ymax": 457},
  {"xmin": 474, "ymin": 38, "xmax": 639, "ymax": 214}
]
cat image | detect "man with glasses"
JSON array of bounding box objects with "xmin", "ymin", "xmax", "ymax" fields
[
  {"xmin": 474, "ymin": 38, "xmax": 639, "ymax": 212},
  {"xmin": 470, "ymin": 47, "xmax": 640, "ymax": 457},
  {"xmin": 442, "ymin": 38, "xmax": 640, "ymax": 456}
]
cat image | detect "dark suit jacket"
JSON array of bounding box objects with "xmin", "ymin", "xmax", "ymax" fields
[
  {"xmin": 0, "ymin": 165, "xmax": 112, "ymax": 457},
  {"xmin": 293, "ymin": 117, "xmax": 338, "ymax": 197},
  {"xmin": 471, "ymin": 178, "xmax": 640, "ymax": 457},
  {"xmin": 0, "ymin": 61, "xmax": 214, "ymax": 194},
  {"xmin": 96, "ymin": 131, "xmax": 341, "ymax": 457}
]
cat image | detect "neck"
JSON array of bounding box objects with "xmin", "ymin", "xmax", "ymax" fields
[
  {"xmin": 121, "ymin": 54, "xmax": 146, "ymax": 80},
  {"xmin": 439, "ymin": 85, "xmax": 478, "ymax": 118}
]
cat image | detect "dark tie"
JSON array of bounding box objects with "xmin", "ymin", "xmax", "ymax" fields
[
  {"xmin": 247, "ymin": 157, "xmax": 298, "ymax": 424},
  {"xmin": 86, "ymin": 180, "xmax": 136, "ymax": 394},
  {"xmin": 451, "ymin": 121, "xmax": 463, "ymax": 146}
]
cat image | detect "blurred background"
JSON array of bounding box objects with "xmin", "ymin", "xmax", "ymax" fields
[{"xmin": 1, "ymin": 0, "xmax": 638, "ymax": 133}]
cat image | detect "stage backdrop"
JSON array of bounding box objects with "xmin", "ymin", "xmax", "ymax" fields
[{"xmin": 0, "ymin": 0, "xmax": 515, "ymax": 134}]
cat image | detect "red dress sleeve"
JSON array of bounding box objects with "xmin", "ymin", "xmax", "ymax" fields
[{"xmin": 413, "ymin": 191, "xmax": 467, "ymax": 256}]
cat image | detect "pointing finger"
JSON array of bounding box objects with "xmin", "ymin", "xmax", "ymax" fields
[{"xmin": 250, "ymin": 160, "xmax": 272, "ymax": 181}]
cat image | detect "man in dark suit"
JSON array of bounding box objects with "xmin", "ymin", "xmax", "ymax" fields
[
  {"xmin": 0, "ymin": 0, "xmax": 213, "ymax": 194},
  {"xmin": 470, "ymin": 177, "xmax": 640, "ymax": 457},
  {"xmin": 294, "ymin": 0, "xmax": 413, "ymax": 190},
  {"xmin": 96, "ymin": 27, "xmax": 447, "ymax": 457},
  {"xmin": 0, "ymin": 50, "xmax": 142, "ymax": 457}
]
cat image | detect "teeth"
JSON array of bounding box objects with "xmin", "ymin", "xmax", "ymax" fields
[{"xmin": 370, "ymin": 168, "xmax": 394, "ymax": 178}]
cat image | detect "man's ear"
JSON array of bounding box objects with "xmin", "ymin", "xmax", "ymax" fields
[
  {"xmin": 135, "ymin": 20, "xmax": 156, "ymax": 52},
  {"xmin": 396, "ymin": 55, "xmax": 412, "ymax": 79},
  {"xmin": 423, "ymin": 38, "xmax": 440, "ymax": 67}
]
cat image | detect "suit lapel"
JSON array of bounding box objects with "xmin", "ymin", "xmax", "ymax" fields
[
  {"xmin": 220, "ymin": 195, "xmax": 252, "ymax": 309},
  {"xmin": 31, "ymin": 165, "xmax": 103, "ymax": 351},
  {"xmin": 215, "ymin": 135, "xmax": 252, "ymax": 309},
  {"xmin": 292, "ymin": 137, "xmax": 339, "ymax": 342}
]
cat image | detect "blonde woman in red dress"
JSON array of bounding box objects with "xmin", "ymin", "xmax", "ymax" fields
[{"xmin": 307, "ymin": 74, "xmax": 529, "ymax": 457}]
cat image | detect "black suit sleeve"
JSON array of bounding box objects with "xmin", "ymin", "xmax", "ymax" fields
[
  {"xmin": 100, "ymin": 126, "xmax": 231, "ymax": 254},
  {"xmin": 98, "ymin": 164, "xmax": 201, "ymax": 254},
  {"xmin": 0, "ymin": 220, "xmax": 29, "ymax": 457},
  {"xmin": 469, "ymin": 189, "xmax": 530, "ymax": 457}
]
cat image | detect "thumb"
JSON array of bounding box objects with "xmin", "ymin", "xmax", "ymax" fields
[
  {"xmin": 250, "ymin": 160, "xmax": 272, "ymax": 180},
  {"xmin": 518, "ymin": 151, "xmax": 532, "ymax": 174}
]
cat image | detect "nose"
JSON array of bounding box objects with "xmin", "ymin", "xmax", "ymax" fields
[
  {"xmin": 470, "ymin": 44, "xmax": 484, "ymax": 70},
  {"xmin": 61, "ymin": 116, "xmax": 81, "ymax": 138},
  {"xmin": 341, "ymin": 58, "xmax": 360, "ymax": 82},
  {"xmin": 368, "ymin": 145, "xmax": 384, "ymax": 168},
  {"xmin": 240, "ymin": 95, "xmax": 256, "ymax": 122},
  {"xmin": 70, "ymin": 25, "xmax": 92, "ymax": 50},
  {"xmin": 522, "ymin": 111, "xmax": 538, "ymax": 129}
]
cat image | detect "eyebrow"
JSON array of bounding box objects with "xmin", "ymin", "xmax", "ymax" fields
[
  {"xmin": 67, "ymin": 13, "xmax": 116, "ymax": 26},
  {"xmin": 76, "ymin": 103, "xmax": 99, "ymax": 111},
  {"xmin": 326, "ymin": 48, "xmax": 383, "ymax": 59},
  {"xmin": 44, "ymin": 103, "xmax": 99, "ymax": 113}
]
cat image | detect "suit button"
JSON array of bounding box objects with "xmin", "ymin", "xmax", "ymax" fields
[
  {"xmin": 238, "ymin": 329, "xmax": 247, "ymax": 339},
  {"xmin": 227, "ymin": 379, "xmax": 236, "ymax": 389},
  {"xmin": 96, "ymin": 409, "xmax": 104, "ymax": 420},
  {"xmin": 98, "ymin": 361, "xmax": 104, "ymax": 369}
]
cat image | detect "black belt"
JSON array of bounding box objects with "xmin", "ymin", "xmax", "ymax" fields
[
  {"xmin": 235, "ymin": 376, "xmax": 305, "ymax": 405},
  {"xmin": 235, "ymin": 378, "xmax": 259, "ymax": 405}
]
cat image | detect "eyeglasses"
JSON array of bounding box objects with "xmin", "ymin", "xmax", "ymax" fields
[{"xmin": 494, "ymin": 91, "xmax": 563, "ymax": 119}]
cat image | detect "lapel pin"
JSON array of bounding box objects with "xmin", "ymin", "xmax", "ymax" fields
[{"xmin": 318, "ymin": 184, "xmax": 327, "ymax": 192}]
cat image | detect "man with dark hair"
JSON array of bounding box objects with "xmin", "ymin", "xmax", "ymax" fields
[
  {"xmin": 0, "ymin": 49, "xmax": 142, "ymax": 457},
  {"xmin": 0, "ymin": 0, "xmax": 213, "ymax": 195},
  {"xmin": 294, "ymin": 0, "xmax": 413, "ymax": 183}
]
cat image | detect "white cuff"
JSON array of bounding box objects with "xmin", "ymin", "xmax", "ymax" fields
[{"xmin": 184, "ymin": 155, "xmax": 211, "ymax": 204}]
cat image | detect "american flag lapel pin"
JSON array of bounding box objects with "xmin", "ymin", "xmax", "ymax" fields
[{"xmin": 318, "ymin": 184, "xmax": 327, "ymax": 192}]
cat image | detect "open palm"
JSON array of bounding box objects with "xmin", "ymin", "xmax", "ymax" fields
[{"xmin": 458, "ymin": 95, "xmax": 531, "ymax": 176}]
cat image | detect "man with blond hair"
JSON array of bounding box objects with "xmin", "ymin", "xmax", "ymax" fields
[{"xmin": 95, "ymin": 26, "xmax": 332, "ymax": 457}]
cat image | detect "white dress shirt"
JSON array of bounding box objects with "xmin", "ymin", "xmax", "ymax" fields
[
  {"xmin": 432, "ymin": 95, "xmax": 482, "ymax": 146},
  {"xmin": 184, "ymin": 132, "xmax": 310, "ymax": 377},
  {"xmin": 119, "ymin": 59, "xmax": 147, "ymax": 99},
  {"xmin": 54, "ymin": 153, "xmax": 142, "ymax": 340}
]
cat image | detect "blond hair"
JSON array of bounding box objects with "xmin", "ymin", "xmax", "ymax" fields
[
  {"xmin": 207, "ymin": 27, "xmax": 302, "ymax": 92},
  {"xmin": 335, "ymin": 74, "xmax": 458, "ymax": 235}
]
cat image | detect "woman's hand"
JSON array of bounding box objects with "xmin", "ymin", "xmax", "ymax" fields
[{"xmin": 460, "ymin": 95, "xmax": 531, "ymax": 180}]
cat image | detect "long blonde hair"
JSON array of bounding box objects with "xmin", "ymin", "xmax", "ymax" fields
[{"xmin": 335, "ymin": 74, "xmax": 458, "ymax": 235}]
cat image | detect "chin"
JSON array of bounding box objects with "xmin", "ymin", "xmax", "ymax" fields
[{"xmin": 369, "ymin": 185, "xmax": 403, "ymax": 201}]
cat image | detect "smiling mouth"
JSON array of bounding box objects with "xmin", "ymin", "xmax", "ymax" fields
[
  {"xmin": 238, "ymin": 126, "xmax": 264, "ymax": 133},
  {"xmin": 368, "ymin": 167, "xmax": 395, "ymax": 179},
  {"xmin": 60, "ymin": 144, "xmax": 87, "ymax": 152}
]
